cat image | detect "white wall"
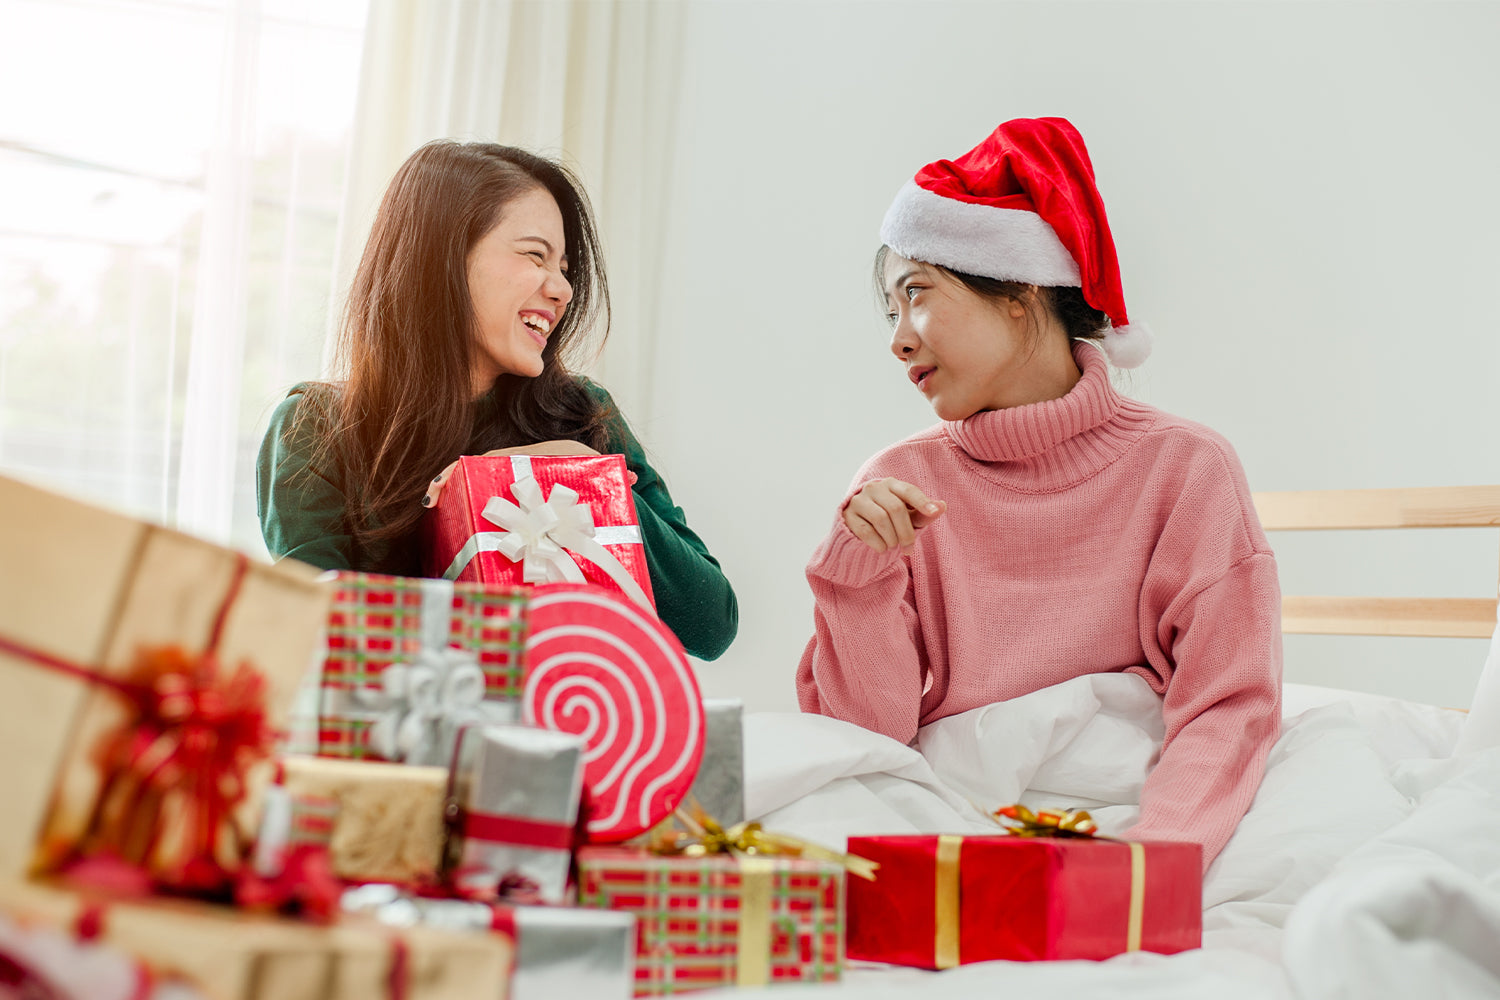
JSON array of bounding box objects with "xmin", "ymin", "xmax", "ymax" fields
[{"xmin": 598, "ymin": 1, "xmax": 1500, "ymax": 712}]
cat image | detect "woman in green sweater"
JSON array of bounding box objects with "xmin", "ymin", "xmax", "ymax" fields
[{"xmin": 256, "ymin": 140, "xmax": 737, "ymax": 660}]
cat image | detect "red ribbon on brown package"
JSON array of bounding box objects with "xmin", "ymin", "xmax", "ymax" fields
[{"xmin": 0, "ymin": 556, "xmax": 276, "ymax": 895}]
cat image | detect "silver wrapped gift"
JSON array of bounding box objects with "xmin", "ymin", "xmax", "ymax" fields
[
  {"xmin": 445, "ymin": 723, "xmax": 585, "ymax": 904},
  {"xmin": 343, "ymin": 885, "xmax": 636, "ymax": 1000},
  {"xmin": 687, "ymin": 698, "xmax": 745, "ymax": 826}
]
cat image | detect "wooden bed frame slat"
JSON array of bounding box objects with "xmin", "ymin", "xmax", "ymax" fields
[
  {"xmin": 1280, "ymin": 595, "xmax": 1498, "ymax": 639},
  {"xmin": 1252, "ymin": 486, "xmax": 1500, "ymax": 652},
  {"xmin": 1254, "ymin": 486, "xmax": 1500, "ymax": 531}
]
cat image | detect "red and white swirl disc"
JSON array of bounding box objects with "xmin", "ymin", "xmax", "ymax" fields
[{"xmin": 522, "ymin": 583, "xmax": 705, "ymax": 841}]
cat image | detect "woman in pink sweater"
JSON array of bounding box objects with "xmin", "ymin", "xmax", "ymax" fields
[{"xmin": 796, "ymin": 117, "xmax": 1281, "ymax": 867}]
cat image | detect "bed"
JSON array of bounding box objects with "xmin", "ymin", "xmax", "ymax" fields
[{"xmin": 701, "ymin": 486, "xmax": 1500, "ymax": 999}]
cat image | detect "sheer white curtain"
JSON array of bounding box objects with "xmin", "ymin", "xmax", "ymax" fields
[
  {"xmin": 0, "ymin": 0, "xmax": 367, "ymax": 553},
  {"xmin": 330, "ymin": 0, "xmax": 686, "ymax": 420}
]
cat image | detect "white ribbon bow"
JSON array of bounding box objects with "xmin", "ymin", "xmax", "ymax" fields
[
  {"xmin": 442, "ymin": 471, "xmax": 653, "ymax": 611},
  {"xmin": 360, "ymin": 646, "xmax": 488, "ymax": 765}
]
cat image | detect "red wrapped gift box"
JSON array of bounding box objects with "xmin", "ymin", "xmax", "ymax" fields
[
  {"xmin": 316, "ymin": 571, "xmax": 528, "ymax": 761},
  {"xmin": 575, "ymin": 846, "xmax": 845, "ymax": 996},
  {"xmin": 846, "ymin": 834, "xmax": 1201, "ymax": 967},
  {"xmin": 422, "ymin": 454, "xmax": 655, "ymax": 611}
]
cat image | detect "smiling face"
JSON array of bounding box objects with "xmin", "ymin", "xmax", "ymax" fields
[
  {"xmin": 466, "ymin": 185, "xmax": 574, "ymax": 394},
  {"xmin": 884, "ymin": 252, "xmax": 1044, "ymax": 421}
]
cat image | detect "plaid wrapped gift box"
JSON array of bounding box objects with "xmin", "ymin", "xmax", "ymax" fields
[
  {"xmin": 317, "ymin": 572, "xmax": 529, "ymax": 760},
  {"xmin": 575, "ymin": 847, "xmax": 844, "ymax": 996}
]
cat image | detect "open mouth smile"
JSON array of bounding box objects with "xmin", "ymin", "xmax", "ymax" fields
[{"xmin": 520, "ymin": 311, "xmax": 553, "ymax": 347}]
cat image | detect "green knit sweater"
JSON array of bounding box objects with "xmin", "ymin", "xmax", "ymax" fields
[{"xmin": 255, "ymin": 381, "xmax": 738, "ymax": 660}]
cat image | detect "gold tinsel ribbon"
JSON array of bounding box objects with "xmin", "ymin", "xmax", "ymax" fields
[
  {"xmin": 929, "ymin": 805, "xmax": 1146, "ymax": 967},
  {"xmin": 649, "ymin": 806, "xmax": 878, "ymax": 987}
]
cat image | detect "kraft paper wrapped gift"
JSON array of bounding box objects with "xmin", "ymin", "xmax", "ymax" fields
[
  {"xmin": 276, "ymin": 756, "xmax": 449, "ymax": 886},
  {"xmin": 0, "ymin": 473, "xmax": 332, "ymax": 886},
  {"xmin": 276, "ymin": 722, "xmax": 585, "ymax": 901},
  {"xmin": 0, "ymin": 879, "xmax": 512, "ymax": 1000}
]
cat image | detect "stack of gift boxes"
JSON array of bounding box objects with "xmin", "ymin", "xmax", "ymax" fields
[{"xmin": 0, "ymin": 452, "xmax": 1206, "ymax": 1000}]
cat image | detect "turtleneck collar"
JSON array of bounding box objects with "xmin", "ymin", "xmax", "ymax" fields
[{"xmin": 942, "ymin": 340, "xmax": 1156, "ymax": 486}]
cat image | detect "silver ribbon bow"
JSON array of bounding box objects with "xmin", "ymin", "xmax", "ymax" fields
[
  {"xmin": 361, "ymin": 646, "xmax": 490, "ymax": 766},
  {"xmin": 440, "ymin": 457, "xmax": 652, "ymax": 611}
]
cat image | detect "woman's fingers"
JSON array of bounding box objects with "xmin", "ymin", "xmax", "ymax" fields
[
  {"xmin": 870, "ymin": 488, "xmax": 918, "ymax": 548},
  {"xmin": 421, "ymin": 460, "xmax": 460, "ymax": 508},
  {"xmin": 842, "ymin": 478, "xmax": 946, "ymax": 553}
]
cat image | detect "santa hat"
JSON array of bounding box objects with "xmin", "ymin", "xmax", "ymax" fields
[{"xmin": 879, "ymin": 117, "xmax": 1151, "ymax": 368}]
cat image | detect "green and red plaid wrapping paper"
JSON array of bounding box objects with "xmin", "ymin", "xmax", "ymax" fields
[
  {"xmin": 575, "ymin": 847, "xmax": 845, "ymax": 996},
  {"xmin": 317, "ymin": 571, "xmax": 529, "ymax": 759}
]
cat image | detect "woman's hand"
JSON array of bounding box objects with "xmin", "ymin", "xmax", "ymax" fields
[
  {"xmin": 421, "ymin": 440, "xmax": 601, "ymax": 507},
  {"xmin": 842, "ymin": 478, "xmax": 947, "ymax": 553}
]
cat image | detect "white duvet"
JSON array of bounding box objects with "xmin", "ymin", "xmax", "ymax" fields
[{"xmin": 698, "ymin": 676, "xmax": 1500, "ymax": 999}]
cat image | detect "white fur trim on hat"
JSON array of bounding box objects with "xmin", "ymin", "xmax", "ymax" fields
[
  {"xmin": 1101, "ymin": 321, "xmax": 1152, "ymax": 369},
  {"xmin": 879, "ymin": 180, "xmax": 1081, "ymax": 287}
]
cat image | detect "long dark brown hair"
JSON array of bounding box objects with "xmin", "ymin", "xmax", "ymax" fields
[{"xmin": 301, "ymin": 140, "xmax": 613, "ymax": 555}]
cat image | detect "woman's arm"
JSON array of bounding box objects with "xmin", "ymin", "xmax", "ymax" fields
[
  {"xmin": 1125, "ymin": 543, "xmax": 1284, "ymax": 869},
  {"xmin": 591, "ymin": 389, "xmax": 738, "ymax": 661},
  {"xmin": 256, "ymin": 389, "xmax": 357, "ymax": 571},
  {"xmin": 795, "ymin": 509, "xmax": 927, "ymax": 746}
]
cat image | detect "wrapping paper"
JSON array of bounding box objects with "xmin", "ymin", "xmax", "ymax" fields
[
  {"xmin": 0, "ymin": 473, "xmax": 331, "ymax": 884},
  {"xmin": 688, "ymin": 700, "xmax": 744, "ymax": 828},
  {"xmin": 575, "ymin": 847, "xmax": 844, "ymax": 996},
  {"xmin": 345, "ymin": 886, "xmax": 635, "ymax": 1000},
  {"xmin": 276, "ymin": 756, "xmax": 448, "ymax": 886},
  {"xmin": 317, "ymin": 572, "xmax": 527, "ymax": 762},
  {"xmin": 522, "ymin": 584, "xmax": 704, "ymax": 843},
  {"xmin": 446, "ymin": 724, "xmax": 584, "ymax": 904},
  {"xmin": 0, "ymin": 879, "xmax": 511, "ymax": 1000},
  {"xmin": 422, "ymin": 455, "xmax": 655, "ymax": 610},
  {"xmin": 845, "ymin": 834, "xmax": 1202, "ymax": 967}
]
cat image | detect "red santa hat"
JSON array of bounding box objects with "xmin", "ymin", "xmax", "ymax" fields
[{"xmin": 879, "ymin": 116, "xmax": 1151, "ymax": 368}]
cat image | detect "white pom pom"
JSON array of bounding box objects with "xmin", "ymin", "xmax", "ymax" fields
[{"xmin": 1101, "ymin": 321, "xmax": 1152, "ymax": 368}]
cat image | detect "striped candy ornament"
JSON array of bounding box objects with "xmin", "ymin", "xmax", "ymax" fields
[{"xmin": 522, "ymin": 584, "xmax": 705, "ymax": 842}]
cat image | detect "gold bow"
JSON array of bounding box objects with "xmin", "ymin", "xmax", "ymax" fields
[
  {"xmin": 649, "ymin": 806, "xmax": 879, "ymax": 881},
  {"xmin": 992, "ymin": 803, "xmax": 1101, "ymax": 838}
]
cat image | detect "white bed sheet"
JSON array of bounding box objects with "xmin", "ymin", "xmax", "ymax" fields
[{"xmin": 695, "ymin": 678, "xmax": 1500, "ymax": 999}]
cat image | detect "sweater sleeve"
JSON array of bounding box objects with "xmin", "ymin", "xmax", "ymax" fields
[
  {"xmin": 1124, "ymin": 549, "xmax": 1283, "ymax": 870},
  {"xmin": 795, "ymin": 511, "xmax": 926, "ymax": 746},
  {"xmin": 592, "ymin": 389, "xmax": 738, "ymax": 662},
  {"xmin": 255, "ymin": 388, "xmax": 356, "ymax": 571}
]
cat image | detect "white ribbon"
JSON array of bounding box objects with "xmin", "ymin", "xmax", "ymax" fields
[
  {"xmin": 360, "ymin": 645, "xmax": 490, "ymax": 765},
  {"xmin": 441, "ymin": 458, "xmax": 652, "ymax": 612}
]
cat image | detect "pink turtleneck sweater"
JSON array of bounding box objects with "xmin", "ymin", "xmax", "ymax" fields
[{"xmin": 796, "ymin": 343, "xmax": 1282, "ymax": 867}]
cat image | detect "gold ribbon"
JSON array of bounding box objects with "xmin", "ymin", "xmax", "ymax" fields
[
  {"xmin": 989, "ymin": 804, "xmax": 1148, "ymax": 955},
  {"xmin": 933, "ymin": 835, "xmax": 963, "ymax": 970},
  {"xmin": 735, "ymin": 857, "xmax": 775, "ymax": 986},
  {"xmin": 650, "ymin": 806, "xmax": 879, "ymax": 986}
]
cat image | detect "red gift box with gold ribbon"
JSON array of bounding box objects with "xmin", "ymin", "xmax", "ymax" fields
[{"xmin": 845, "ymin": 832, "xmax": 1201, "ymax": 967}]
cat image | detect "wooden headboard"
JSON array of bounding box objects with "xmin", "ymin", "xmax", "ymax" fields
[{"xmin": 1252, "ymin": 486, "xmax": 1500, "ymax": 639}]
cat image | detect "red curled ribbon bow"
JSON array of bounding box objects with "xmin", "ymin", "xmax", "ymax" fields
[{"xmin": 71, "ymin": 643, "xmax": 276, "ymax": 895}]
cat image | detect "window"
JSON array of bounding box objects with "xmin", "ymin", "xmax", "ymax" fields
[{"xmin": 0, "ymin": 0, "xmax": 368, "ymax": 555}]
